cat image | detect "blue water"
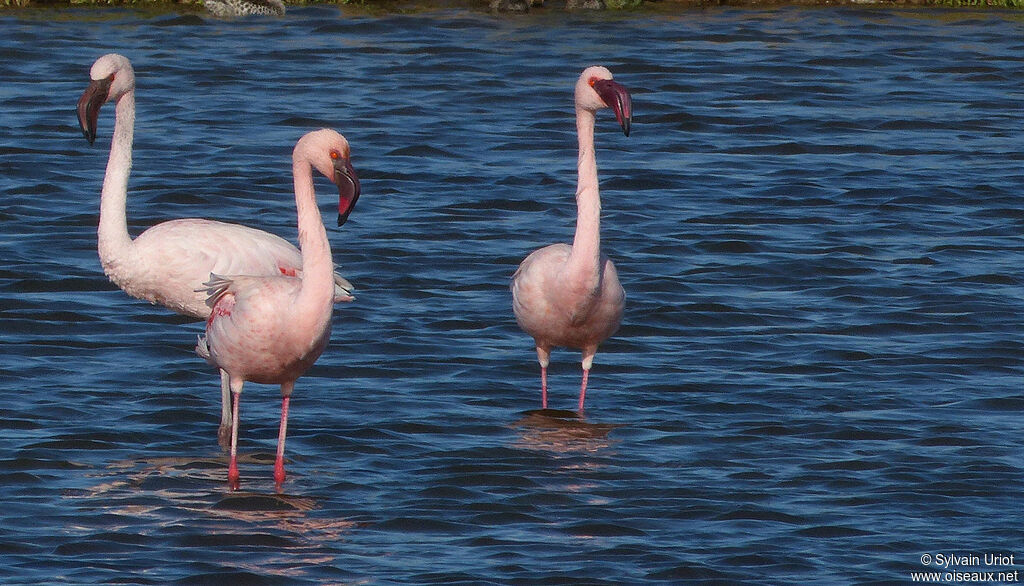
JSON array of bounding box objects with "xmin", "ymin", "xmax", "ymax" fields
[{"xmin": 2, "ymin": 5, "xmax": 1023, "ymax": 583}]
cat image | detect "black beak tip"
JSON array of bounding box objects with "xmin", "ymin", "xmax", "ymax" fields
[
  {"xmin": 78, "ymin": 115, "xmax": 95, "ymax": 145},
  {"xmin": 337, "ymin": 214, "xmax": 347, "ymax": 227}
]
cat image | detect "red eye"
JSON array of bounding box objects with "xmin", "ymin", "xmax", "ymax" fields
[
  {"xmin": 588, "ymin": 77, "xmax": 599, "ymax": 87},
  {"xmin": 329, "ymin": 150, "xmax": 340, "ymax": 160}
]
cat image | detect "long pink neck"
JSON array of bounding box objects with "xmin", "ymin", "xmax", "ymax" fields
[
  {"xmin": 292, "ymin": 158, "xmax": 334, "ymax": 312},
  {"xmin": 566, "ymin": 105, "xmax": 603, "ymax": 289},
  {"xmin": 97, "ymin": 90, "xmax": 136, "ymax": 268}
]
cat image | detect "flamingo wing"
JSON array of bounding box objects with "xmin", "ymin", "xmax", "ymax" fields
[{"xmin": 115, "ymin": 218, "xmax": 351, "ymax": 318}]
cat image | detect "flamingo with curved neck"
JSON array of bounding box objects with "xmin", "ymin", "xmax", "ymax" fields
[
  {"xmin": 197, "ymin": 129, "xmax": 355, "ymax": 492},
  {"xmin": 511, "ymin": 66, "xmax": 632, "ymax": 412},
  {"xmin": 77, "ymin": 53, "xmax": 361, "ymax": 447}
]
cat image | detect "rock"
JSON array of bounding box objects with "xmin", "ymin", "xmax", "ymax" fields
[
  {"xmin": 566, "ymin": 0, "xmax": 606, "ymax": 9},
  {"xmin": 204, "ymin": 0, "xmax": 286, "ymax": 17},
  {"xmin": 490, "ymin": 0, "xmax": 531, "ymax": 12}
]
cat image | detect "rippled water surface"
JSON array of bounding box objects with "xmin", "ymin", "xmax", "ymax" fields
[{"xmin": 2, "ymin": 5, "xmax": 1024, "ymax": 583}]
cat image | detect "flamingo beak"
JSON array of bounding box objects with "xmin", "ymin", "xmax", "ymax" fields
[
  {"xmin": 77, "ymin": 76, "xmax": 113, "ymax": 146},
  {"xmin": 335, "ymin": 158, "xmax": 361, "ymax": 227},
  {"xmin": 592, "ymin": 79, "xmax": 632, "ymax": 137}
]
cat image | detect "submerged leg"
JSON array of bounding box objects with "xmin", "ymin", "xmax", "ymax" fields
[
  {"xmin": 274, "ymin": 382, "xmax": 294, "ymax": 492},
  {"xmin": 218, "ymin": 369, "xmax": 232, "ymax": 448}
]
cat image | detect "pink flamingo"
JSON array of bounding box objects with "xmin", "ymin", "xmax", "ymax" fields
[
  {"xmin": 511, "ymin": 66, "xmax": 632, "ymax": 412},
  {"xmin": 77, "ymin": 53, "xmax": 360, "ymax": 446},
  {"xmin": 196, "ymin": 128, "xmax": 356, "ymax": 492}
]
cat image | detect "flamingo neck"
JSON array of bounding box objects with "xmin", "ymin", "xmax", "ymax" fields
[
  {"xmin": 567, "ymin": 106, "xmax": 603, "ymax": 288},
  {"xmin": 97, "ymin": 90, "xmax": 136, "ymax": 268},
  {"xmin": 292, "ymin": 159, "xmax": 334, "ymax": 311}
]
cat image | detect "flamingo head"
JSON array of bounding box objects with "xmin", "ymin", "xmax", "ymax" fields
[
  {"xmin": 576, "ymin": 65, "xmax": 632, "ymax": 137},
  {"xmin": 77, "ymin": 54, "xmax": 135, "ymax": 145},
  {"xmin": 295, "ymin": 129, "xmax": 361, "ymax": 227}
]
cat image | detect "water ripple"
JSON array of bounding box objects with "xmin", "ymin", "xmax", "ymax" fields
[{"xmin": 1, "ymin": 5, "xmax": 1023, "ymax": 584}]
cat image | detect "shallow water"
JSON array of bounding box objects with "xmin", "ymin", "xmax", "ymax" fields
[{"xmin": 1, "ymin": 5, "xmax": 1024, "ymax": 583}]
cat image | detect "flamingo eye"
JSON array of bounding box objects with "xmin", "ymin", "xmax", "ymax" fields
[
  {"xmin": 588, "ymin": 77, "xmax": 598, "ymax": 87},
  {"xmin": 329, "ymin": 150, "xmax": 340, "ymax": 160}
]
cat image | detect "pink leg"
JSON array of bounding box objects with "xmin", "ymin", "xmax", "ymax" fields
[
  {"xmin": 577, "ymin": 369, "xmax": 590, "ymax": 412},
  {"xmin": 541, "ymin": 365, "xmax": 548, "ymax": 409},
  {"xmin": 227, "ymin": 389, "xmax": 241, "ymax": 491},
  {"xmin": 536, "ymin": 346, "xmax": 550, "ymax": 410},
  {"xmin": 274, "ymin": 395, "xmax": 290, "ymax": 491}
]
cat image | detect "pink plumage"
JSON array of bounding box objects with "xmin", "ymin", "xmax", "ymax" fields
[
  {"xmin": 196, "ymin": 129, "xmax": 357, "ymax": 491},
  {"xmin": 511, "ymin": 66, "xmax": 632, "ymax": 412},
  {"xmin": 77, "ymin": 53, "xmax": 359, "ymax": 448}
]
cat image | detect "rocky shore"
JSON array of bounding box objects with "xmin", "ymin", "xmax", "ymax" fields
[{"xmin": 2, "ymin": 0, "xmax": 1022, "ymax": 12}]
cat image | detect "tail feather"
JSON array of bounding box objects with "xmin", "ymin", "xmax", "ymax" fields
[
  {"xmin": 196, "ymin": 273, "xmax": 234, "ymax": 309},
  {"xmin": 195, "ymin": 334, "xmax": 212, "ymax": 361},
  {"xmin": 333, "ymin": 273, "xmax": 356, "ymax": 302}
]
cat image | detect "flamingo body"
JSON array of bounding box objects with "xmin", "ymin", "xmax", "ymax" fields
[
  {"xmin": 511, "ymin": 66, "xmax": 632, "ymax": 411},
  {"xmin": 197, "ymin": 128, "xmax": 357, "ymax": 491},
  {"xmin": 78, "ymin": 53, "xmax": 359, "ymax": 446},
  {"xmin": 512, "ymin": 243, "xmax": 623, "ymax": 353},
  {"xmin": 105, "ymin": 218, "xmax": 329, "ymax": 317},
  {"xmin": 202, "ymin": 275, "xmax": 331, "ymax": 386}
]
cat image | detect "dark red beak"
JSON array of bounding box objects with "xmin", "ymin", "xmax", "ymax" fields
[
  {"xmin": 592, "ymin": 79, "xmax": 632, "ymax": 137},
  {"xmin": 335, "ymin": 157, "xmax": 361, "ymax": 227},
  {"xmin": 77, "ymin": 76, "xmax": 113, "ymax": 145}
]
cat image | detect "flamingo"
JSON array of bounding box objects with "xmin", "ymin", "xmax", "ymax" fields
[
  {"xmin": 195, "ymin": 128, "xmax": 356, "ymax": 492},
  {"xmin": 510, "ymin": 66, "xmax": 632, "ymax": 412},
  {"xmin": 77, "ymin": 53, "xmax": 360, "ymax": 446}
]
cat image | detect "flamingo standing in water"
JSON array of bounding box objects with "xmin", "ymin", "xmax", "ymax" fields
[
  {"xmin": 77, "ymin": 53, "xmax": 360, "ymax": 446},
  {"xmin": 196, "ymin": 128, "xmax": 357, "ymax": 491},
  {"xmin": 511, "ymin": 66, "xmax": 632, "ymax": 412}
]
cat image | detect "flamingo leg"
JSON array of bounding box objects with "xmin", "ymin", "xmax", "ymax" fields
[
  {"xmin": 578, "ymin": 350, "xmax": 596, "ymax": 412},
  {"xmin": 536, "ymin": 346, "xmax": 551, "ymax": 410},
  {"xmin": 227, "ymin": 386, "xmax": 241, "ymax": 491},
  {"xmin": 541, "ymin": 366, "xmax": 548, "ymax": 410},
  {"xmin": 274, "ymin": 394, "xmax": 290, "ymax": 491},
  {"xmin": 218, "ymin": 369, "xmax": 232, "ymax": 448},
  {"xmin": 578, "ymin": 368, "xmax": 590, "ymax": 412}
]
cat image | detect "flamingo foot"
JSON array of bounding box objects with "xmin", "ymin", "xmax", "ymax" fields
[
  {"xmin": 274, "ymin": 463, "xmax": 286, "ymax": 493},
  {"xmin": 227, "ymin": 460, "xmax": 240, "ymax": 491}
]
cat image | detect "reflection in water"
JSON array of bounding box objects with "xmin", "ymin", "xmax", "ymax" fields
[
  {"xmin": 65, "ymin": 456, "xmax": 357, "ymax": 545},
  {"xmin": 511, "ymin": 409, "xmax": 621, "ymax": 455}
]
